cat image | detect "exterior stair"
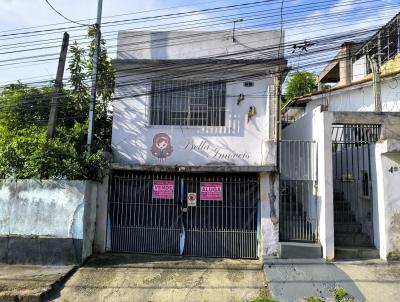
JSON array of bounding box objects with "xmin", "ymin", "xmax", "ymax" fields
[
  {"xmin": 335, "ymin": 246, "xmax": 380, "ymax": 260},
  {"xmin": 334, "ymin": 191, "xmax": 379, "ymax": 260}
]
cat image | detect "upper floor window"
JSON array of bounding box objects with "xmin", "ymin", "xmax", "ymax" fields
[{"xmin": 150, "ymin": 80, "xmax": 226, "ymax": 126}]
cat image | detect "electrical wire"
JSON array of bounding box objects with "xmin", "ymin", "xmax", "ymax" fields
[{"xmin": 44, "ymin": 0, "xmax": 91, "ymax": 27}]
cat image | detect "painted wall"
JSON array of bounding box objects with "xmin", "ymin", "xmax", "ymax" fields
[
  {"xmin": 117, "ymin": 31, "xmax": 283, "ymax": 60},
  {"xmin": 382, "ymin": 153, "xmax": 400, "ymax": 259},
  {"xmin": 352, "ymin": 56, "xmax": 367, "ymax": 82},
  {"xmin": 373, "ymin": 141, "xmax": 400, "ymax": 259},
  {"xmin": 305, "ymin": 75, "xmax": 400, "ymax": 113},
  {"xmin": 0, "ymin": 180, "xmax": 97, "ymax": 264},
  {"xmin": 112, "ymin": 75, "xmax": 275, "ymax": 167}
]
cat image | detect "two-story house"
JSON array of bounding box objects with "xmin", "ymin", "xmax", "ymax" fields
[{"xmin": 106, "ymin": 30, "xmax": 286, "ymax": 259}]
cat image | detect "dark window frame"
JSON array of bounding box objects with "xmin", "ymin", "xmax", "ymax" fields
[{"xmin": 150, "ymin": 80, "xmax": 226, "ymax": 126}]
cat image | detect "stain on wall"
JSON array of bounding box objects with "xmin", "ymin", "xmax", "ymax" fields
[{"xmin": 388, "ymin": 211, "xmax": 400, "ymax": 260}]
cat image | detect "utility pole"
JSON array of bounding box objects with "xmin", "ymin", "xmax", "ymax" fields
[
  {"xmin": 87, "ymin": 0, "xmax": 104, "ymax": 152},
  {"xmin": 47, "ymin": 32, "xmax": 69, "ymax": 138},
  {"xmin": 367, "ymin": 54, "xmax": 382, "ymax": 112}
]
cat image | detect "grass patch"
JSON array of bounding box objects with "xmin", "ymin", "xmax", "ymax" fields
[
  {"xmin": 304, "ymin": 297, "xmax": 325, "ymax": 302},
  {"xmin": 246, "ymin": 288, "xmax": 278, "ymax": 302}
]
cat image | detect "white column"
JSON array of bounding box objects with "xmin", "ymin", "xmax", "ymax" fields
[{"xmin": 314, "ymin": 110, "xmax": 335, "ymax": 260}]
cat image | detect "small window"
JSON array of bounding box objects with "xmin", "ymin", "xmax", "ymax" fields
[
  {"xmin": 150, "ymin": 80, "xmax": 226, "ymax": 126},
  {"xmin": 243, "ymin": 81, "xmax": 254, "ymax": 87}
]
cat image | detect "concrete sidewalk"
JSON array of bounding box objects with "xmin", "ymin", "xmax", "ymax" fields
[
  {"xmin": 48, "ymin": 253, "xmax": 267, "ymax": 302},
  {"xmin": 0, "ymin": 264, "xmax": 75, "ymax": 302},
  {"xmin": 264, "ymin": 259, "xmax": 400, "ymax": 302}
]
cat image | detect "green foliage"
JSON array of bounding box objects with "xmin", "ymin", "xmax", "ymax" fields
[
  {"xmin": 0, "ymin": 27, "xmax": 115, "ymax": 181},
  {"xmin": 304, "ymin": 297, "xmax": 325, "ymax": 302},
  {"xmin": 0, "ymin": 83, "xmax": 52, "ymax": 130},
  {"xmin": 332, "ymin": 288, "xmax": 354, "ymax": 302},
  {"xmin": 247, "ymin": 289, "xmax": 278, "ymax": 302},
  {"xmin": 284, "ymin": 71, "xmax": 317, "ymax": 101}
]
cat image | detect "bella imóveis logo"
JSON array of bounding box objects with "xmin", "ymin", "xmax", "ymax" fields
[{"xmin": 151, "ymin": 133, "xmax": 173, "ymax": 160}]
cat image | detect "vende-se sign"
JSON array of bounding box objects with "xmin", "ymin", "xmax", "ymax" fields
[
  {"xmin": 200, "ymin": 182, "xmax": 223, "ymax": 201},
  {"xmin": 152, "ymin": 180, "xmax": 175, "ymax": 199}
]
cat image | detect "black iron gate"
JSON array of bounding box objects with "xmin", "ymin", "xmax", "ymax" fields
[
  {"xmin": 332, "ymin": 124, "xmax": 380, "ymax": 247},
  {"xmin": 108, "ymin": 172, "xmax": 259, "ymax": 258}
]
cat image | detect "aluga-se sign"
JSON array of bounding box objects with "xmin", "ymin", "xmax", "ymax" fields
[{"xmin": 200, "ymin": 182, "xmax": 223, "ymax": 201}]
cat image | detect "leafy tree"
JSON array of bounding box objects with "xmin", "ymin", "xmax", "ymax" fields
[
  {"xmin": 284, "ymin": 71, "xmax": 317, "ymax": 101},
  {"xmin": 68, "ymin": 26, "xmax": 115, "ymax": 147},
  {"xmin": 0, "ymin": 27, "xmax": 115, "ymax": 180}
]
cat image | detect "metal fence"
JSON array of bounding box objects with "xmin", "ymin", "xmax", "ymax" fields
[
  {"xmin": 108, "ymin": 171, "xmax": 259, "ymax": 259},
  {"xmin": 279, "ymin": 140, "xmax": 319, "ymax": 242}
]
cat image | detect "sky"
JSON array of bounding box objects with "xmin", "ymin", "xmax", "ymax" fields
[{"xmin": 0, "ymin": 0, "xmax": 399, "ymax": 85}]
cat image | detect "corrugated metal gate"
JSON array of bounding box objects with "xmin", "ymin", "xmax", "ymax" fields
[{"xmin": 108, "ymin": 171, "xmax": 259, "ymax": 259}]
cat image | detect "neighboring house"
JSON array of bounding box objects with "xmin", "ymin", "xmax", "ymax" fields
[
  {"xmin": 279, "ymin": 13, "xmax": 400, "ymax": 261},
  {"xmin": 104, "ymin": 30, "xmax": 287, "ymax": 259},
  {"xmin": 283, "ymin": 12, "xmax": 400, "ymax": 123}
]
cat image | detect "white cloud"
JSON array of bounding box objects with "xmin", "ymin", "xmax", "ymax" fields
[{"xmin": 329, "ymin": 0, "xmax": 354, "ymax": 14}]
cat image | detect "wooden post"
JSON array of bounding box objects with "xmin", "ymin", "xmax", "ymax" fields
[{"xmin": 47, "ymin": 32, "xmax": 69, "ymax": 138}]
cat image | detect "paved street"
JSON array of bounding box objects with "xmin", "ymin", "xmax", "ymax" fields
[
  {"xmin": 48, "ymin": 254, "xmax": 267, "ymax": 302},
  {"xmin": 264, "ymin": 259, "xmax": 400, "ymax": 302},
  {"xmin": 0, "ymin": 264, "xmax": 74, "ymax": 301}
]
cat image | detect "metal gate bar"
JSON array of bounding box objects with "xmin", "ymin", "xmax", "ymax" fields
[
  {"xmin": 183, "ymin": 174, "xmax": 259, "ymax": 258},
  {"xmin": 109, "ymin": 172, "xmax": 180, "ymax": 254},
  {"xmin": 332, "ymin": 124, "xmax": 380, "ymax": 246},
  {"xmin": 279, "ymin": 140, "xmax": 318, "ymax": 242},
  {"xmin": 108, "ymin": 172, "xmax": 259, "ymax": 259}
]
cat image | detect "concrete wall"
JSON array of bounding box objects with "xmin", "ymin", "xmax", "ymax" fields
[
  {"xmin": 0, "ymin": 180, "xmax": 98, "ymax": 265},
  {"xmin": 305, "ymin": 74, "xmax": 400, "ymax": 113},
  {"xmin": 117, "ymin": 31, "xmax": 284, "ymax": 60},
  {"xmin": 373, "ymin": 141, "xmax": 400, "ymax": 260},
  {"xmin": 259, "ymin": 172, "xmax": 279, "ymax": 257},
  {"xmin": 94, "ymin": 176, "xmax": 109, "ymax": 254}
]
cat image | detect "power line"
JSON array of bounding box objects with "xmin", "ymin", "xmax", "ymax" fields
[
  {"xmin": 0, "ymin": 2, "xmax": 393, "ymax": 68},
  {"xmin": 44, "ymin": 0, "xmax": 91, "ymax": 27}
]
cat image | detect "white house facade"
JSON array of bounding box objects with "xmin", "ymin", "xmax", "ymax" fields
[{"xmin": 106, "ymin": 30, "xmax": 287, "ymax": 259}]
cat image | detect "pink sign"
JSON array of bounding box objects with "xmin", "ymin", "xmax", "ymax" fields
[
  {"xmin": 152, "ymin": 180, "xmax": 175, "ymax": 199},
  {"xmin": 200, "ymin": 182, "xmax": 223, "ymax": 201}
]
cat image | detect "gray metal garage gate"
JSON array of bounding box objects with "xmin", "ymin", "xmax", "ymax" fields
[{"xmin": 107, "ymin": 171, "xmax": 260, "ymax": 259}]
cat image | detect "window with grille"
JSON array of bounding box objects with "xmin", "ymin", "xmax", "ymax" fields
[{"xmin": 150, "ymin": 80, "xmax": 226, "ymax": 126}]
